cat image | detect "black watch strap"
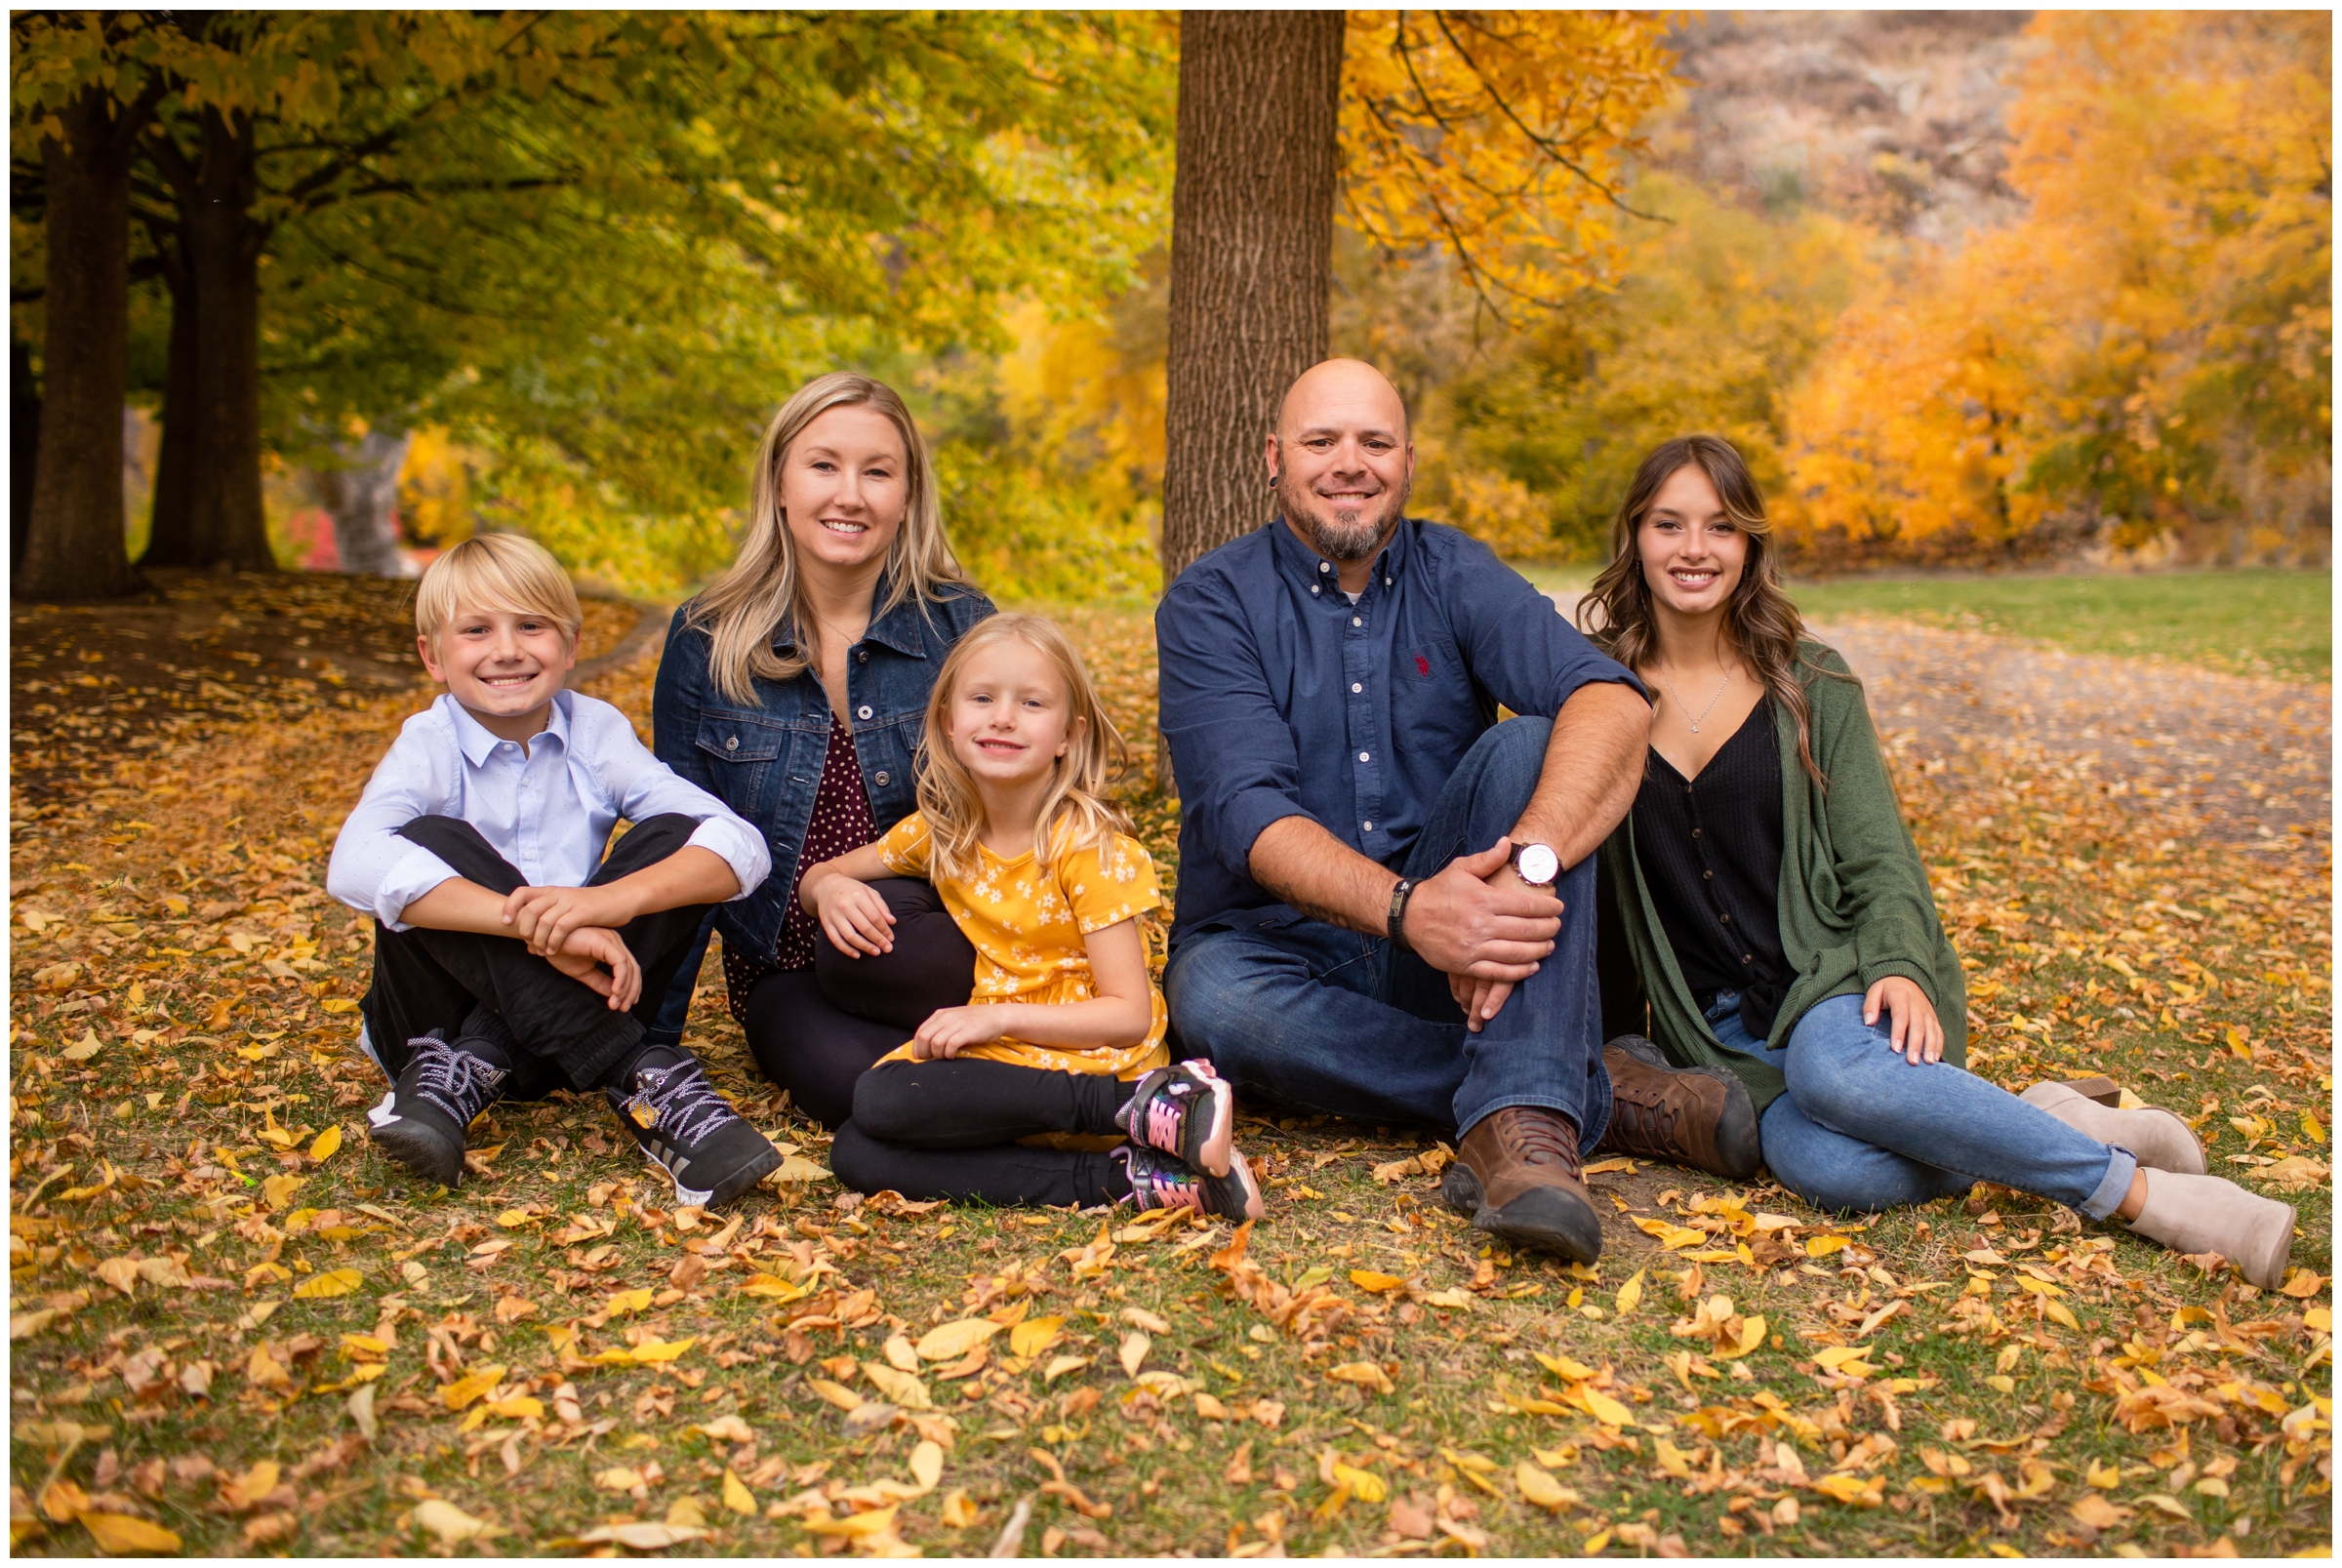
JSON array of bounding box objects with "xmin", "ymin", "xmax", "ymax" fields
[{"xmin": 1387, "ymin": 876, "xmax": 1415, "ymax": 950}]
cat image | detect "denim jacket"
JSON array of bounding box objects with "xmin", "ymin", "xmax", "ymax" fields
[{"xmin": 646, "ymin": 576, "xmax": 996, "ymax": 1038}]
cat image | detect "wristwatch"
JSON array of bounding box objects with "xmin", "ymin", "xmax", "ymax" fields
[{"xmin": 1510, "ymin": 841, "xmax": 1560, "ymax": 889}]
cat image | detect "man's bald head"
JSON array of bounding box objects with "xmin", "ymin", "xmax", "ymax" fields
[
  {"xmin": 1276, "ymin": 357, "xmax": 1410, "ymax": 445},
  {"xmin": 1267, "ymin": 358, "xmax": 1416, "ymax": 572}
]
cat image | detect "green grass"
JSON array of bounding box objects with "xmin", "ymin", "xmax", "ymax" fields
[{"xmin": 1785, "ymin": 571, "xmax": 2331, "ymax": 685}]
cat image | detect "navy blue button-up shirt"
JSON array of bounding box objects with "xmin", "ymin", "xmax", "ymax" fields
[{"xmin": 1156, "ymin": 517, "xmax": 1644, "ymax": 946}]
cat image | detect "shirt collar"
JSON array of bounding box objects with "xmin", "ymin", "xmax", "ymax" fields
[
  {"xmin": 770, "ymin": 575, "xmax": 935, "ymax": 659},
  {"xmin": 445, "ymin": 688, "xmax": 571, "ymax": 767},
  {"xmin": 1268, "ymin": 514, "xmax": 1414, "ymax": 595}
]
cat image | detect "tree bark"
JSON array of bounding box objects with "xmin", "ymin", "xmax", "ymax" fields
[
  {"xmin": 16, "ymin": 83, "xmax": 148, "ymax": 600},
  {"xmin": 139, "ymin": 105, "xmax": 272, "ymax": 571},
  {"xmin": 312, "ymin": 427, "xmax": 414, "ymax": 575},
  {"xmin": 1155, "ymin": 9, "xmax": 1346, "ymax": 791},
  {"xmin": 1160, "ymin": 11, "xmax": 1345, "ymax": 586}
]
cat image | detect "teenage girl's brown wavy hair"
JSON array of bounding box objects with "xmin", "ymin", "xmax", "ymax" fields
[{"xmin": 1574, "ymin": 434, "xmax": 1832, "ymax": 789}]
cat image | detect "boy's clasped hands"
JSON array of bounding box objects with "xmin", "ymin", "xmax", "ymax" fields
[{"xmin": 498, "ymin": 882, "xmax": 643, "ymax": 1011}]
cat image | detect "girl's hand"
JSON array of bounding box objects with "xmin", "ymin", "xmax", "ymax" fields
[
  {"xmin": 813, "ymin": 873, "xmax": 897, "ymax": 958},
  {"xmin": 1865, "ymin": 975, "xmax": 1943, "ymax": 1065},
  {"xmin": 910, "ymin": 1004, "xmax": 1014, "ymax": 1060}
]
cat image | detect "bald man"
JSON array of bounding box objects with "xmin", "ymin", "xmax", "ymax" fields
[{"xmin": 1156, "ymin": 359, "xmax": 1756, "ymax": 1264}]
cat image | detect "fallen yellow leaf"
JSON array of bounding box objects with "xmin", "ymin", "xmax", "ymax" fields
[
  {"xmin": 1330, "ymin": 1462, "xmax": 1387, "ymax": 1503},
  {"xmin": 79, "ymin": 1513, "xmax": 183, "ymax": 1553},
  {"xmin": 721, "ymin": 1470, "xmax": 756, "ymax": 1516},
  {"xmin": 293, "ymin": 1267, "xmax": 361, "ymax": 1300},
  {"xmin": 1348, "ymin": 1269, "xmax": 1406, "ymax": 1294},
  {"xmin": 1514, "ymin": 1462, "xmax": 1577, "ymax": 1509},
  {"xmin": 914, "ymin": 1318, "xmax": 1001, "ymax": 1362},
  {"xmin": 439, "ymin": 1365, "xmax": 507, "ymax": 1411},
  {"xmin": 1615, "ymin": 1268, "xmax": 1644, "ymax": 1314},
  {"xmin": 1009, "ymin": 1315, "xmax": 1065, "ymax": 1359},
  {"xmin": 308, "ymin": 1125, "xmax": 343, "ymax": 1163}
]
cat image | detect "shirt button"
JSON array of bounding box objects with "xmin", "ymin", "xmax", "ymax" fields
[
  {"xmin": 1352, "ymin": 617, "xmax": 1363, "ymax": 627},
  {"xmin": 1358, "ymin": 751, "xmax": 1370, "ymax": 762},
  {"xmin": 1318, "ymin": 561, "xmax": 1331, "ymax": 573},
  {"xmin": 1743, "ymin": 954, "xmax": 1754, "ymax": 963},
  {"xmin": 1690, "ymin": 827, "xmax": 1700, "ymax": 838},
  {"xmin": 1311, "ymin": 584, "xmax": 1321, "ymax": 595},
  {"xmin": 1351, "ymin": 683, "xmax": 1363, "ymax": 694},
  {"xmin": 1721, "ymin": 913, "xmax": 1733, "ymax": 923},
  {"xmin": 1703, "ymin": 869, "xmax": 1713, "ymax": 879},
  {"xmin": 857, "ymin": 705, "xmax": 872, "ymax": 720},
  {"xmin": 874, "ymin": 771, "xmax": 890, "ymax": 785},
  {"xmin": 1363, "ymin": 821, "xmax": 1374, "ymax": 832},
  {"xmin": 725, "ymin": 737, "xmax": 739, "ymax": 751}
]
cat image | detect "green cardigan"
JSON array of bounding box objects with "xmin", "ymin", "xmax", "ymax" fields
[{"xmin": 1598, "ymin": 640, "xmax": 1966, "ymax": 1114}]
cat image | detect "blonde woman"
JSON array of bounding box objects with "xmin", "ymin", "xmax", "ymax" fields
[
  {"xmin": 805, "ymin": 615, "xmax": 1263, "ymax": 1217},
  {"xmin": 651, "ymin": 373, "xmax": 995, "ymax": 1127},
  {"xmin": 1585, "ymin": 435, "xmax": 2295, "ymax": 1286}
]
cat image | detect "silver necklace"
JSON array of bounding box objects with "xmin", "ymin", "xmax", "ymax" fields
[{"xmin": 1662, "ymin": 668, "xmax": 1734, "ymax": 734}]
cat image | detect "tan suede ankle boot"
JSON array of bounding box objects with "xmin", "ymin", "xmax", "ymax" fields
[
  {"xmin": 2021, "ymin": 1080, "xmax": 2207, "ymax": 1174},
  {"xmin": 2122, "ymin": 1169, "xmax": 2294, "ymax": 1288}
]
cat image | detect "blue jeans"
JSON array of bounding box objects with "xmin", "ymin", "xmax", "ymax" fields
[
  {"xmin": 1165, "ymin": 718, "xmax": 1609, "ymax": 1146},
  {"xmin": 1714, "ymin": 991, "xmax": 2136, "ymax": 1218}
]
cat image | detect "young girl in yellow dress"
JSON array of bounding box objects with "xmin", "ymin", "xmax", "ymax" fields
[{"xmin": 804, "ymin": 614, "xmax": 1264, "ymax": 1217}]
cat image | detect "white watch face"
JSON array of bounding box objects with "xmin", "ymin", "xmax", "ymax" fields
[{"xmin": 1515, "ymin": 843, "xmax": 1559, "ymax": 885}]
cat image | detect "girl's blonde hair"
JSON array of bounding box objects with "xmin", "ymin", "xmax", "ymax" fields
[
  {"xmin": 916, "ymin": 614, "xmax": 1132, "ymax": 888},
  {"xmin": 414, "ymin": 532, "xmax": 583, "ymax": 647},
  {"xmin": 686, "ymin": 372, "xmax": 966, "ymax": 704}
]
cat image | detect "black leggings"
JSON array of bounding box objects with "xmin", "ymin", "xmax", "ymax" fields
[
  {"xmin": 742, "ymin": 878, "xmax": 980, "ymax": 1129},
  {"xmin": 829, "ymin": 1058, "xmax": 1137, "ymax": 1209}
]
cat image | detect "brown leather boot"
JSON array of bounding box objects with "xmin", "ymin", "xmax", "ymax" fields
[
  {"xmin": 1440, "ymin": 1106, "xmax": 1603, "ymax": 1263},
  {"xmin": 1596, "ymin": 1035, "xmax": 1760, "ymax": 1182}
]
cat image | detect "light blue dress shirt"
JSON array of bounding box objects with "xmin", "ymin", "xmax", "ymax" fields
[{"xmin": 327, "ymin": 690, "xmax": 770, "ymax": 931}]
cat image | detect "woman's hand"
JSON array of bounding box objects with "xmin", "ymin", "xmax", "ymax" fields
[
  {"xmin": 811, "ymin": 871, "xmax": 897, "ymax": 958},
  {"xmin": 1865, "ymin": 975, "xmax": 1943, "ymax": 1065},
  {"xmin": 910, "ymin": 1004, "xmax": 1015, "ymax": 1061}
]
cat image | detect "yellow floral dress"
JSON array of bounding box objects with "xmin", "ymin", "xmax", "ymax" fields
[{"xmin": 871, "ymin": 812, "xmax": 1170, "ymax": 1084}]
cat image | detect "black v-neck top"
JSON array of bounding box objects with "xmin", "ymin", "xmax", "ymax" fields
[{"xmin": 1632, "ymin": 698, "xmax": 1790, "ymax": 1039}]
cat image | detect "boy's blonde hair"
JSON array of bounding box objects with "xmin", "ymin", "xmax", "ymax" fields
[
  {"xmin": 415, "ymin": 533, "xmax": 584, "ymax": 648},
  {"xmin": 917, "ymin": 614, "xmax": 1131, "ymax": 888}
]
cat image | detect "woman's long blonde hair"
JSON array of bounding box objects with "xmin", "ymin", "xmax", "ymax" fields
[
  {"xmin": 915, "ymin": 614, "xmax": 1133, "ymax": 888},
  {"xmin": 1574, "ymin": 434, "xmax": 1831, "ymax": 788},
  {"xmin": 686, "ymin": 373, "xmax": 965, "ymax": 704}
]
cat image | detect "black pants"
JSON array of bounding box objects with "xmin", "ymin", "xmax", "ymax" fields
[
  {"xmin": 359, "ymin": 813, "xmax": 710, "ymax": 1098},
  {"xmin": 741, "ymin": 878, "xmax": 980, "ymax": 1129},
  {"xmin": 829, "ymin": 1058, "xmax": 1136, "ymax": 1209}
]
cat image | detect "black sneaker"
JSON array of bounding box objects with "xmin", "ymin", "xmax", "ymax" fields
[
  {"xmin": 1114, "ymin": 1144, "xmax": 1265, "ymax": 1221},
  {"xmin": 366, "ymin": 1031, "xmax": 507, "ymax": 1188},
  {"xmin": 606, "ymin": 1051, "xmax": 781, "ymax": 1207},
  {"xmin": 1114, "ymin": 1060, "xmax": 1237, "ymax": 1177}
]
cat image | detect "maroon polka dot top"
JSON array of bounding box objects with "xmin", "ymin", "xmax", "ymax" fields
[{"xmin": 722, "ymin": 709, "xmax": 875, "ymax": 1021}]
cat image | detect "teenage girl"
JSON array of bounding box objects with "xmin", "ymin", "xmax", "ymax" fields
[{"xmin": 808, "ymin": 613, "xmax": 1265, "ymax": 1218}]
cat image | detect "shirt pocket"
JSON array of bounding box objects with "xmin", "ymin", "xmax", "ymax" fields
[{"xmin": 695, "ymin": 713, "xmax": 787, "ymax": 817}]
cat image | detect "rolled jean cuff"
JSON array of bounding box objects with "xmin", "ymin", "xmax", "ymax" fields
[{"xmin": 2080, "ymin": 1143, "xmax": 2139, "ymax": 1221}]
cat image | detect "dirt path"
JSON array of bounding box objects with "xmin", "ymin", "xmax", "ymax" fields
[{"xmin": 1810, "ymin": 615, "xmax": 2331, "ymax": 863}]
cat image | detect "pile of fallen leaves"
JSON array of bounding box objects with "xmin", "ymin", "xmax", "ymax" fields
[{"xmin": 7, "ymin": 600, "xmax": 2330, "ymax": 1557}]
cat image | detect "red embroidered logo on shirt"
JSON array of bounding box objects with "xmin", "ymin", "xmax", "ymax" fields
[{"xmin": 1415, "ymin": 654, "xmax": 1431, "ymax": 677}]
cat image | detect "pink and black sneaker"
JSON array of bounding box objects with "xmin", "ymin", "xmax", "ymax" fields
[
  {"xmin": 1114, "ymin": 1144, "xmax": 1265, "ymax": 1221},
  {"xmin": 1114, "ymin": 1060, "xmax": 1237, "ymax": 1177}
]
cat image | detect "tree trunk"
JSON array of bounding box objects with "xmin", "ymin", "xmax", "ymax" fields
[
  {"xmin": 142, "ymin": 239, "xmax": 199, "ymax": 567},
  {"xmin": 16, "ymin": 84, "xmax": 146, "ymax": 600},
  {"xmin": 1155, "ymin": 9, "xmax": 1346, "ymax": 791},
  {"xmin": 312, "ymin": 427, "xmax": 414, "ymax": 575},
  {"xmin": 11, "ymin": 339, "xmax": 39, "ymax": 574},
  {"xmin": 185, "ymin": 106, "xmax": 271, "ymax": 571}
]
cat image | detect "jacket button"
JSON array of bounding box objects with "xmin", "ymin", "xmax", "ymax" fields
[
  {"xmin": 857, "ymin": 705, "xmax": 872, "ymax": 720},
  {"xmin": 725, "ymin": 737, "xmax": 739, "ymax": 751},
  {"xmin": 857, "ymin": 650, "xmax": 868, "ymax": 663},
  {"xmin": 874, "ymin": 771, "xmax": 890, "ymax": 786}
]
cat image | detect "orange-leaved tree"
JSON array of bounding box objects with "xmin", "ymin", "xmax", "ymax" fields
[{"xmin": 1785, "ymin": 11, "xmax": 2331, "ymax": 565}]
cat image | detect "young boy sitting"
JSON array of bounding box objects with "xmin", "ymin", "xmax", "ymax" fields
[{"xmin": 326, "ymin": 534, "xmax": 782, "ymax": 1206}]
